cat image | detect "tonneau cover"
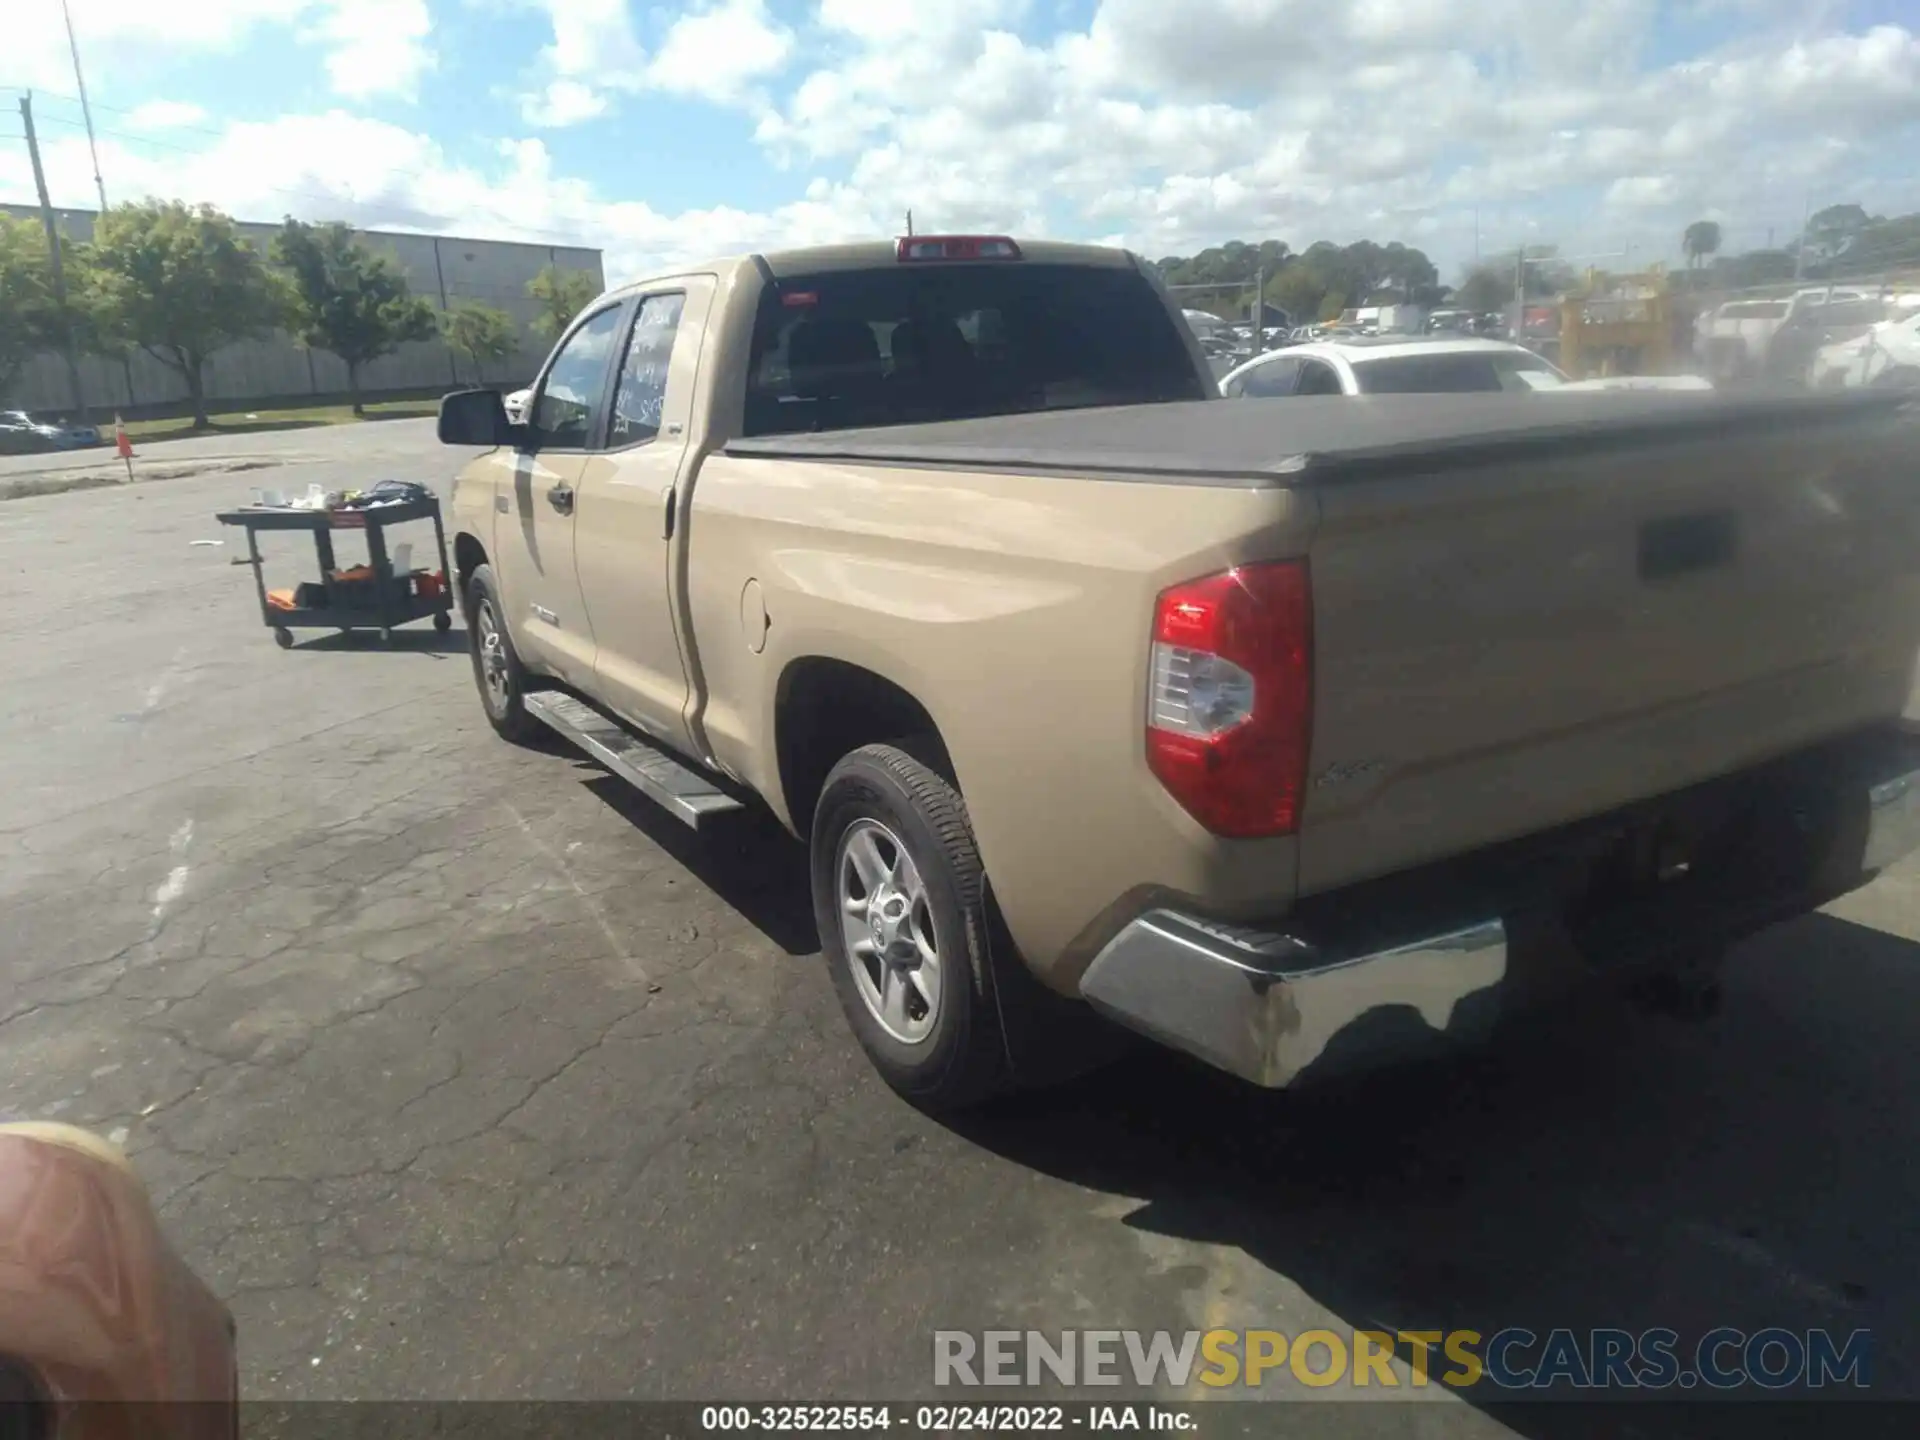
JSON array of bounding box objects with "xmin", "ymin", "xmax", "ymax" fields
[{"xmin": 723, "ymin": 389, "xmax": 1909, "ymax": 485}]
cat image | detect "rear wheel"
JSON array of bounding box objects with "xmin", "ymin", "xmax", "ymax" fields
[
  {"xmin": 812, "ymin": 744, "xmax": 1012, "ymax": 1111},
  {"xmin": 465, "ymin": 563, "xmax": 541, "ymax": 744}
]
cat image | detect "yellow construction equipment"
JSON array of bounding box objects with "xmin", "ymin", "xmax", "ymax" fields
[{"xmin": 1559, "ymin": 269, "xmax": 1683, "ymax": 379}]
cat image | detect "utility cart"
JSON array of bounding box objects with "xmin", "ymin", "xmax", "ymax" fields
[{"xmin": 217, "ymin": 493, "xmax": 455, "ymax": 648}]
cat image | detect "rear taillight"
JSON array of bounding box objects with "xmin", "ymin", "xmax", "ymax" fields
[{"xmin": 1146, "ymin": 561, "xmax": 1312, "ymax": 838}]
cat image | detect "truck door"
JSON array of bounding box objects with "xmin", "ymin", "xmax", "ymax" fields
[
  {"xmin": 497, "ymin": 300, "xmax": 630, "ymax": 689},
  {"xmin": 574, "ymin": 278, "xmax": 716, "ymax": 754}
]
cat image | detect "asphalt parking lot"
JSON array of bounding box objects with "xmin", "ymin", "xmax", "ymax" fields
[{"xmin": 4, "ymin": 421, "xmax": 1919, "ymax": 1430}]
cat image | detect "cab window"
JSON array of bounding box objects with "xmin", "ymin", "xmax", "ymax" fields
[
  {"xmin": 610, "ymin": 294, "xmax": 687, "ymax": 447},
  {"xmin": 534, "ymin": 304, "xmax": 627, "ymax": 449}
]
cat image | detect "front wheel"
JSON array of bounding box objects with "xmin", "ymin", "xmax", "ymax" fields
[
  {"xmin": 464, "ymin": 563, "xmax": 542, "ymax": 744},
  {"xmin": 811, "ymin": 744, "xmax": 1012, "ymax": 1111}
]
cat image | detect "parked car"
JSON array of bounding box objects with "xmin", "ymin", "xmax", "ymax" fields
[
  {"xmin": 1763, "ymin": 297, "xmax": 1903, "ymax": 385},
  {"xmin": 1808, "ymin": 309, "xmax": 1920, "ymax": 390},
  {"xmin": 1219, "ymin": 336, "xmax": 1711, "ymax": 397},
  {"xmin": 1694, "ymin": 298, "xmax": 1791, "ymax": 382},
  {"xmin": 0, "ymin": 409, "xmax": 101, "ymax": 452},
  {"xmin": 436, "ymin": 234, "xmax": 1920, "ymax": 1110}
]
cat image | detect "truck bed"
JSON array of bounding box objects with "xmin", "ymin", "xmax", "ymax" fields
[
  {"xmin": 724, "ymin": 389, "xmax": 1910, "ymax": 486},
  {"xmin": 730, "ymin": 386, "xmax": 1920, "ymax": 904}
]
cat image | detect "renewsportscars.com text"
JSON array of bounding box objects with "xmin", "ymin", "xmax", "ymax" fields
[{"xmin": 933, "ymin": 1327, "xmax": 1871, "ymax": 1392}]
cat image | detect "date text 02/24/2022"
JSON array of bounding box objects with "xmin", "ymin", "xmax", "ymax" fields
[{"xmin": 699, "ymin": 1405, "xmax": 1197, "ymax": 1432}]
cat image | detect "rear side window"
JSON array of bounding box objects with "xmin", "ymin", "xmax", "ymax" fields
[
  {"xmin": 742, "ymin": 262, "xmax": 1207, "ymax": 436},
  {"xmin": 1353, "ymin": 351, "xmax": 1558, "ymax": 394},
  {"xmin": 1296, "ymin": 360, "xmax": 1344, "ymax": 396},
  {"xmin": 611, "ymin": 293, "xmax": 686, "ymax": 447},
  {"xmin": 1227, "ymin": 356, "xmax": 1302, "ymax": 398}
]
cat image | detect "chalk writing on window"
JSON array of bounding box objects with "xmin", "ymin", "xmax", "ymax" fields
[{"xmin": 611, "ymin": 294, "xmax": 686, "ymax": 445}]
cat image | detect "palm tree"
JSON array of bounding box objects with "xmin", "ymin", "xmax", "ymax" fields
[{"xmin": 1682, "ymin": 220, "xmax": 1723, "ymax": 272}]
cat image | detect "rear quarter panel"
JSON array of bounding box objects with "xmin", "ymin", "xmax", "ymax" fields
[{"xmin": 684, "ymin": 454, "xmax": 1315, "ymax": 987}]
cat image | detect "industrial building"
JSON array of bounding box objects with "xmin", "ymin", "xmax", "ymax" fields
[{"xmin": 2, "ymin": 203, "xmax": 604, "ymax": 416}]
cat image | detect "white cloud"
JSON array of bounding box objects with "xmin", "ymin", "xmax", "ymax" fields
[
  {"xmin": 522, "ymin": 79, "xmax": 610, "ymax": 127},
  {"xmin": 515, "ymin": 0, "xmax": 649, "ymax": 126},
  {"xmin": 646, "ymin": 0, "xmax": 795, "ymax": 105},
  {"xmin": 12, "ymin": 0, "xmax": 430, "ymax": 101},
  {"xmin": 753, "ymin": 1, "xmax": 1920, "ymax": 268},
  {"xmin": 306, "ymin": 0, "xmax": 435, "ymax": 101},
  {"xmin": 8, "ymin": 0, "xmax": 1920, "ymax": 288},
  {"xmin": 0, "ymin": 108, "xmax": 882, "ymax": 284},
  {"xmin": 124, "ymin": 101, "xmax": 211, "ymax": 131}
]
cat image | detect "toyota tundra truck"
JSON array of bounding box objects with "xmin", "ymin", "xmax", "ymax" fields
[{"xmin": 436, "ymin": 235, "xmax": 1920, "ymax": 1110}]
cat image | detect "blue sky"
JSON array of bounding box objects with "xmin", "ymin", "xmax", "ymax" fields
[{"xmin": 5, "ymin": 1, "xmax": 1919, "ymax": 281}]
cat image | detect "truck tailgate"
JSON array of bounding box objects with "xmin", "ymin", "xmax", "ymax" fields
[{"xmin": 1298, "ymin": 395, "xmax": 1920, "ymax": 897}]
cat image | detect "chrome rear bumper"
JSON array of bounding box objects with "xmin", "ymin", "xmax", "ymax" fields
[
  {"xmin": 1082, "ymin": 757, "xmax": 1920, "ymax": 1090},
  {"xmin": 1079, "ymin": 912, "xmax": 1508, "ymax": 1088}
]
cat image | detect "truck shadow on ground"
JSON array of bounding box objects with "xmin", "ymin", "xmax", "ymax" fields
[
  {"xmin": 951, "ymin": 912, "xmax": 1920, "ymax": 1434},
  {"xmin": 580, "ymin": 775, "xmax": 821, "ymax": 956}
]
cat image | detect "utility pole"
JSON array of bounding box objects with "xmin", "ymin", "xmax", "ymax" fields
[
  {"xmin": 63, "ymin": 0, "xmax": 108, "ymax": 212},
  {"xmin": 20, "ymin": 95, "xmax": 89, "ymax": 422},
  {"xmin": 904, "ymin": 210, "xmax": 913, "ymax": 237},
  {"xmin": 1793, "ymin": 191, "xmax": 1812, "ymax": 281},
  {"xmin": 1253, "ymin": 263, "xmax": 1264, "ymax": 337}
]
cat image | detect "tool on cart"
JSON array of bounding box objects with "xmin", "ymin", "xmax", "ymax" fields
[{"xmin": 216, "ymin": 486, "xmax": 455, "ymax": 648}]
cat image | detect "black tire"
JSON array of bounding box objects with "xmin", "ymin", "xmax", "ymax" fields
[
  {"xmin": 464, "ymin": 563, "xmax": 542, "ymax": 744},
  {"xmin": 811, "ymin": 744, "xmax": 1012, "ymax": 1111},
  {"xmin": 272, "ymin": 627, "xmax": 293, "ymax": 650},
  {"xmin": 433, "ymin": 610, "xmax": 453, "ymax": 633}
]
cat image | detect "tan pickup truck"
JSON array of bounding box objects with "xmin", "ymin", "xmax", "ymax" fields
[{"xmin": 437, "ymin": 235, "xmax": 1920, "ymax": 1110}]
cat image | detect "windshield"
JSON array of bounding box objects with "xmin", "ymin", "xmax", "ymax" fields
[
  {"xmin": 741, "ymin": 262, "xmax": 1207, "ymax": 436},
  {"xmin": 1352, "ymin": 349, "xmax": 1563, "ymax": 394}
]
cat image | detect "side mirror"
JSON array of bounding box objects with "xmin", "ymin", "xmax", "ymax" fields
[{"xmin": 437, "ymin": 388, "xmax": 517, "ymax": 448}]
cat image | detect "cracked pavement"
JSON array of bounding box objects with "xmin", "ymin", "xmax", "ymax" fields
[{"xmin": 4, "ymin": 421, "xmax": 1920, "ymax": 1432}]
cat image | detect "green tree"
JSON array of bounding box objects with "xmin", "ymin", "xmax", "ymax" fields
[
  {"xmin": 88, "ymin": 201, "xmax": 283, "ymax": 428},
  {"xmin": 1455, "ymin": 247, "xmax": 1573, "ymax": 316},
  {"xmin": 1265, "ymin": 264, "xmax": 1330, "ymax": 326},
  {"xmin": 0, "ymin": 214, "xmax": 66, "ymax": 400},
  {"xmin": 527, "ymin": 263, "xmax": 601, "ymax": 341},
  {"xmin": 446, "ymin": 301, "xmax": 519, "ymax": 385},
  {"xmin": 273, "ymin": 219, "xmax": 438, "ymax": 416},
  {"xmin": 1454, "ymin": 265, "xmax": 1511, "ymax": 314},
  {"xmin": 1802, "ymin": 202, "xmax": 1871, "ymax": 267},
  {"xmin": 1682, "ymin": 220, "xmax": 1722, "ymax": 272}
]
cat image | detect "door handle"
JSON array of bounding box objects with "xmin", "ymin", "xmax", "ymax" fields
[{"xmin": 547, "ymin": 483, "xmax": 575, "ymax": 515}]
